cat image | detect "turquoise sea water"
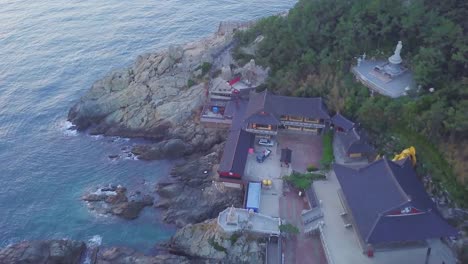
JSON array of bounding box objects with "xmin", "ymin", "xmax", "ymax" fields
[{"xmin": 0, "ymin": 0, "xmax": 296, "ymax": 251}]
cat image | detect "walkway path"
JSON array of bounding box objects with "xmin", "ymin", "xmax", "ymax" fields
[{"xmin": 280, "ymin": 189, "xmax": 327, "ymax": 264}]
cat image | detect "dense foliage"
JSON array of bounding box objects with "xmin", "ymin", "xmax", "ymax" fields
[
  {"xmin": 235, "ymin": 0, "xmax": 467, "ymax": 206},
  {"xmin": 279, "ymin": 223, "xmax": 300, "ymax": 234}
]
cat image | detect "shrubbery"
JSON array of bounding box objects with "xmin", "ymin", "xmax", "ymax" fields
[
  {"xmin": 306, "ymin": 164, "xmax": 318, "ymax": 172},
  {"xmin": 283, "ymin": 171, "xmax": 326, "ymax": 190},
  {"xmin": 320, "ymin": 132, "xmax": 334, "ymax": 170},
  {"xmin": 279, "ymin": 223, "xmax": 299, "ymax": 234}
]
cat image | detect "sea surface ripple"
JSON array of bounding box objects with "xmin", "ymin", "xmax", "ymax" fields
[{"xmin": 0, "ymin": 0, "xmax": 296, "ymax": 251}]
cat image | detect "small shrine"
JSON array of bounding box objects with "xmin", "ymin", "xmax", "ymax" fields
[
  {"xmin": 226, "ymin": 205, "xmax": 239, "ymax": 226},
  {"xmin": 352, "ymin": 41, "xmax": 415, "ymax": 98}
]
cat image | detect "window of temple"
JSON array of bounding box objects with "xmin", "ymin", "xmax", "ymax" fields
[
  {"xmin": 288, "ymin": 116, "xmax": 304, "ymax": 122},
  {"xmin": 305, "ymin": 117, "xmax": 320, "ymax": 123}
]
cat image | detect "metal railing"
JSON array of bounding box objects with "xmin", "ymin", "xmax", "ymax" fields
[
  {"xmin": 319, "ymin": 224, "xmax": 335, "ymax": 264},
  {"xmin": 281, "ymin": 120, "xmax": 326, "ymax": 129},
  {"xmin": 245, "ymin": 128, "xmax": 278, "ymax": 135}
]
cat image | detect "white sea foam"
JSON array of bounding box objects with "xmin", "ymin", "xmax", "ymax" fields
[
  {"xmin": 83, "ymin": 235, "xmax": 103, "ymax": 264},
  {"xmin": 57, "ymin": 120, "xmax": 78, "ymax": 136},
  {"xmin": 91, "ymin": 135, "xmax": 103, "ymax": 140},
  {"xmin": 88, "ymin": 235, "xmax": 102, "ymax": 247},
  {"xmin": 123, "ymin": 152, "xmax": 139, "ymax": 161}
]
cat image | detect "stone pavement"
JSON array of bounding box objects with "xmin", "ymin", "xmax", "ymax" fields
[
  {"xmin": 244, "ymin": 142, "xmax": 284, "ymax": 218},
  {"xmin": 276, "ymin": 132, "xmax": 323, "ymax": 173},
  {"xmin": 280, "ymin": 190, "xmax": 327, "ymax": 264},
  {"xmin": 313, "ymin": 171, "xmax": 457, "ymax": 264}
]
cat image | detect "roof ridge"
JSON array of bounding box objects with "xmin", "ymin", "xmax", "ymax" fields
[
  {"xmin": 351, "ymin": 128, "xmax": 361, "ymax": 140},
  {"xmin": 384, "ymin": 158, "xmax": 410, "ymax": 202},
  {"xmin": 366, "ymin": 213, "xmax": 383, "ymax": 243}
]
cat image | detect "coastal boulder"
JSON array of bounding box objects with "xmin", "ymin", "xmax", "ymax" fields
[
  {"xmin": 169, "ymin": 219, "xmax": 266, "ymax": 264},
  {"xmin": 0, "ymin": 240, "xmax": 85, "ymax": 264},
  {"xmin": 131, "ymin": 138, "xmax": 191, "ymax": 160},
  {"xmin": 82, "ymin": 185, "xmax": 153, "ymax": 220},
  {"xmin": 95, "ymin": 246, "xmax": 192, "ymax": 264}
]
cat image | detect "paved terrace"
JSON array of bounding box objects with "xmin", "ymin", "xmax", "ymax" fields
[
  {"xmin": 313, "ymin": 171, "xmax": 457, "ymax": 264},
  {"xmin": 217, "ymin": 207, "xmax": 280, "ymax": 235},
  {"xmin": 243, "ymin": 142, "xmax": 284, "ymax": 218},
  {"xmin": 276, "ymin": 131, "xmax": 323, "ymax": 173},
  {"xmin": 352, "ymin": 60, "xmax": 413, "ymax": 98}
]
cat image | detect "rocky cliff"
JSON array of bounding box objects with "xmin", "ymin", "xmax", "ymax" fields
[
  {"xmin": 156, "ymin": 149, "xmax": 243, "ymax": 227},
  {"xmin": 68, "ymin": 33, "xmax": 233, "ymax": 160},
  {"xmin": 169, "ymin": 219, "xmax": 266, "ymax": 264},
  {"xmin": 68, "ymin": 34, "xmax": 230, "ymax": 140},
  {"xmin": 0, "ymin": 240, "xmax": 86, "ymax": 264}
]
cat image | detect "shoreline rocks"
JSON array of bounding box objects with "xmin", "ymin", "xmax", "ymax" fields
[
  {"xmin": 82, "ymin": 185, "xmax": 153, "ymax": 220},
  {"xmin": 168, "ymin": 219, "xmax": 266, "ymax": 264},
  {"xmin": 0, "ymin": 240, "xmax": 86, "ymax": 264},
  {"xmin": 67, "ymin": 33, "xmax": 233, "ymax": 140},
  {"xmin": 59, "ymin": 23, "xmax": 266, "ymax": 263},
  {"xmin": 155, "ymin": 150, "xmax": 243, "ymax": 227}
]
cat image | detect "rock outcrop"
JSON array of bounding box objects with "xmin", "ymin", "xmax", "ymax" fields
[
  {"xmin": 94, "ymin": 247, "xmax": 191, "ymax": 264},
  {"xmin": 169, "ymin": 219, "xmax": 266, "ymax": 264},
  {"xmin": 68, "ymin": 34, "xmax": 232, "ymax": 140},
  {"xmin": 155, "ymin": 150, "xmax": 243, "ymax": 227},
  {"xmin": 131, "ymin": 122, "xmax": 227, "ymax": 160},
  {"xmin": 0, "ymin": 240, "xmax": 86, "ymax": 264},
  {"xmin": 82, "ymin": 185, "xmax": 153, "ymax": 220}
]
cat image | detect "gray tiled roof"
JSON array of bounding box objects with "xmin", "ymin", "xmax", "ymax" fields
[
  {"xmin": 218, "ymin": 99, "xmax": 254, "ymax": 176},
  {"xmin": 280, "ymin": 148, "xmax": 292, "ymax": 163},
  {"xmin": 341, "ymin": 128, "xmax": 373, "ymax": 154},
  {"xmin": 244, "ymin": 90, "xmax": 330, "ymax": 125},
  {"xmin": 218, "ymin": 129, "xmax": 254, "ymax": 175},
  {"xmin": 334, "ymin": 158, "xmax": 457, "ymax": 245},
  {"xmin": 331, "ymin": 113, "xmax": 355, "ymax": 131}
]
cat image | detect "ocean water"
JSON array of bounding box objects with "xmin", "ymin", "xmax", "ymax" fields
[{"xmin": 0, "ymin": 0, "xmax": 296, "ymax": 251}]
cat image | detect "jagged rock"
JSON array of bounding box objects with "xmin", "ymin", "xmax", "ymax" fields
[
  {"xmin": 0, "ymin": 240, "xmax": 85, "ymax": 264},
  {"xmin": 169, "ymin": 219, "xmax": 266, "ymax": 264},
  {"xmin": 82, "ymin": 185, "xmax": 153, "ymax": 220},
  {"xmin": 131, "ymin": 138, "xmax": 191, "ymax": 160},
  {"xmin": 156, "ymin": 152, "xmax": 243, "ymax": 227},
  {"xmin": 68, "ymin": 33, "xmax": 233, "ymax": 140},
  {"xmin": 95, "ymin": 246, "xmax": 193, "ymax": 264}
]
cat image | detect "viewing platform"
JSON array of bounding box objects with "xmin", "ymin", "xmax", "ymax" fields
[{"xmin": 217, "ymin": 207, "xmax": 281, "ymax": 235}]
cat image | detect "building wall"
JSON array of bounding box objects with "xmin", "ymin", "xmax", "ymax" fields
[{"xmin": 349, "ymin": 153, "xmax": 362, "ymax": 158}]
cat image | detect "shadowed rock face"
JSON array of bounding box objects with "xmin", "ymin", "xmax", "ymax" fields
[
  {"xmin": 94, "ymin": 247, "xmax": 192, "ymax": 264},
  {"xmin": 82, "ymin": 185, "xmax": 153, "ymax": 220},
  {"xmin": 0, "ymin": 240, "xmax": 86, "ymax": 264},
  {"xmin": 156, "ymin": 150, "xmax": 243, "ymax": 227},
  {"xmin": 169, "ymin": 219, "xmax": 266, "ymax": 264},
  {"xmin": 68, "ymin": 34, "xmax": 231, "ymax": 161}
]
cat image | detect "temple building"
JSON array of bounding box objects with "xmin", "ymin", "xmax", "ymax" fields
[
  {"xmin": 331, "ymin": 113, "xmax": 373, "ymax": 160},
  {"xmin": 352, "ymin": 41, "xmax": 415, "ymax": 98},
  {"xmin": 331, "ymin": 113, "xmax": 355, "ymax": 133},
  {"xmin": 217, "ymin": 90, "xmax": 330, "ymax": 180},
  {"xmin": 339, "ymin": 128, "xmax": 374, "ymax": 159},
  {"xmin": 244, "ymin": 90, "xmax": 330, "ymax": 135},
  {"xmin": 334, "ymin": 158, "xmax": 457, "ymax": 254}
]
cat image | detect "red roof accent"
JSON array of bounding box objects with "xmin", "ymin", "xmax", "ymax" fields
[
  {"xmin": 229, "ymin": 77, "xmax": 241, "ymax": 86},
  {"xmin": 386, "ymin": 206, "xmax": 424, "ymax": 216}
]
